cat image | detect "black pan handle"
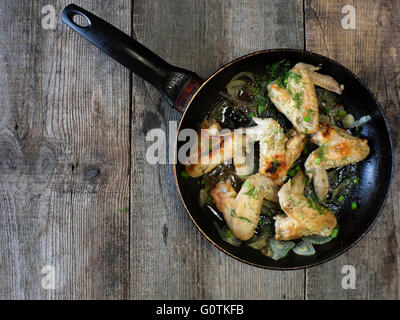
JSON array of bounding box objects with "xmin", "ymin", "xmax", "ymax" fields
[{"xmin": 61, "ymin": 4, "xmax": 202, "ymax": 111}]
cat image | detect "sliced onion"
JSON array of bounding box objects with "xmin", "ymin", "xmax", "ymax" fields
[
  {"xmin": 199, "ymin": 188, "xmax": 209, "ymax": 208},
  {"xmin": 269, "ymin": 238, "xmax": 295, "ymax": 260},
  {"xmin": 354, "ymin": 115, "xmax": 372, "ymax": 127},
  {"xmin": 230, "ymin": 71, "xmax": 255, "ymax": 83},
  {"xmin": 213, "ymin": 221, "xmax": 241, "ymax": 247},
  {"xmin": 293, "ymin": 241, "xmax": 316, "ymax": 256},
  {"xmin": 248, "ymin": 235, "xmax": 268, "ymax": 250},
  {"xmin": 319, "ymin": 114, "xmax": 331, "ymax": 124},
  {"xmin": 225, "ymin": 79, "xmax": 248, "ymax": 96}
]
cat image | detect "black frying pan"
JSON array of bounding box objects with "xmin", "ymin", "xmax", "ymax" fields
[{"xmin": 62, "ymin": 4, "xmax": 394, "ymax": 269}]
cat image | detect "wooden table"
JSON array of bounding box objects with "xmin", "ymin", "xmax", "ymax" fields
[{"xmin": 0, "ymin": 0, "xmax": 398, "ymax": 300}]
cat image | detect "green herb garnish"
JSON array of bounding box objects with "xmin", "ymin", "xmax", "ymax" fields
[
  {"xmin": 321, "ymin": 106, "xmax": 330, "ymax": 115},
  {"xmin": 330, "ymin": 228, "xmax": 339, "ymax": 238},
  {"xmin": 225, "ymin": 229, "xmax": 232, "ymax": 238},
  {"xmin": 266, "ymin": 160, "xmax": 281, "ymax": 174},
  {"xmin": 293, "ymin": 92, "xmax": 303, "ymax": 109},
  {"xmin": 230, "ymin": 209, "xmax": 253, "ymax": 224},
  {"xmin": 237, "ymin": 216, "xmax": 253, "ymax": 223},
  {"xmin": 307, "ymin": 196, "xmax": 326, "ymax": 215},
  {"xmin": 257, "ymin": 104, "xmax": 267, "ymax": 115},
  {"xmin": 317, "ymin": 143, "xmax": 327, "ymax": 160},
  {"xmin": 265, "ymin": 60, "xmax": 291, "ymax": 87},
  {"xmin": 290, "ymin": 71, "xmax": 302, "ymax": 84},
  {"xmin": 181, "ymin": 171, "xmax": 190, "ymax": 179}
]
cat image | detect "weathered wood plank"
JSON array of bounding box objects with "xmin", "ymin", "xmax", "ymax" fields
[
  {"xmin": 305, "ymin": 0, "xmax": 399, "ymax": 299},
  {"xmin": 130, "ymin": 0, "xmax": 305, "ymax": 299},
  {"xmin": 0, "ymin": 0, "xmax": 131, "ymax": 299}
]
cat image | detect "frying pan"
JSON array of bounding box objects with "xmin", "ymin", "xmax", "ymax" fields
[{"xmin": 62, "ymin": 4, "xmax": 394, "ymax": 269}]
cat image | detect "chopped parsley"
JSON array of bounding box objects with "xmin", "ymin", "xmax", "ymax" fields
[
  {"xmin": 258, "ymin": 103, "xmax": 267, "ymax": 115},
  {"xmin": 307, "ymin": 196, "xmax": 326, "ymax": 215},
  {"xmin": 230, "ymin": 209, "xmax": 253, "ymax": 223},
  {"xmin": 290, "ymin": 71, "xmax": 302, "ymax": 84},
  {"xmin": 265, "ymin": 60, "xmax": 291, "ymax": 87},
  {"xmin": 317, "ymin": 143, "xmax": 327, "ymax": 160},
  {"xmin": 266, "ymin": 160, "xmax": 281, "ymax": 174},
  {"xmin": 292, "ymin": 91, "xmax": 303, "ymax": 109},
  {"xmin": 181, "ymin": 171, "xmax": 190, "ymax": 179},
  {"xmin": 237, "ymin": 216, "xmax": 253, "ymax": 223},
  {"xmin": 330, "ymin": 228, "xmax": 339, "ymax": 238},
  {"xmin": 244, "ymin": 185, "xmax": 261, "ymax": 199},
  {"xmin": 314, "ymin": 158, "xmax": 321, "ymax": 165}
]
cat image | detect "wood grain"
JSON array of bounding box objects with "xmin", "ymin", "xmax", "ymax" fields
[
  {"xmin": 129, "ymin": 0, "xmax": 305, "ymax": 299},
  {"xmin": 305, "ymin": 0, "xmax": 399, "ymax": 299},
  {"xmin": 1, "ymin": 0, "xmax": 398, "ymax": 300},
  {"xmin": 0, "ymin": 0, "xmax": 131, "ymax": 299}
]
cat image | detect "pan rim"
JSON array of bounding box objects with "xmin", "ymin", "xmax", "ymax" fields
[{"xmin": 173, "ymin": 48, "xmax": 394, "ymax": 270}]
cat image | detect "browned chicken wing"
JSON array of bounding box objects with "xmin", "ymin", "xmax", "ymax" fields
[
  {"xmin": 210, "ymin": 173, "xmax": 278, "ymax": 241},
  {"xmin": 275, "ymin": 171, "xmax": 337, "ymax": 240},
  {"xmin": 185, "ymin": 119, "xmax": 247, "ymax": 177},
  {"xmin": 267, "ymin": 62, "xmax": 342, "ymax": 134},
  {"xmin": 244, "ymin": 118, "xmax": 306, "ymax": 185},
  {"xmin": 304, "ymin": 122, "xmax": 370, "ymax": 202}
]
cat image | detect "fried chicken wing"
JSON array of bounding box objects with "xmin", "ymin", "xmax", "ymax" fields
[
  {"xmin": 296, "ymin": 63, "xmax": 342, "ymax": 95},
  {"xmin": 185, "ymin": 119, "xmax": 248, "ymax": 177},
  {"xmin": 244, "ymin": 118, "xmax": 306, "ymax": 185},
  {"xmin": 304, "ymin": 122, "xmax": 370, "ymax": 201},
  {"xmin": 275, "ymin": 171, "xmax": 337, "ymax": 240},
  {"xmin": 267, "ymin": 62, "xmax": 342, "ymax": 134},
  {"xmin": 210, "ymin": 173, "xmax": 278, "ymax": 241}
]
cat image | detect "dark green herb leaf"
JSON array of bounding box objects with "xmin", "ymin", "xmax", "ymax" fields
[{"xmin": 181, "ymin": 171, "xmax": 190, "ymax": 179}]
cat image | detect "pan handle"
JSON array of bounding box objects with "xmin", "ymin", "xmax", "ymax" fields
[{"xmin": 61, "ymin": 4, "xmax": 202, "ymax": 112}]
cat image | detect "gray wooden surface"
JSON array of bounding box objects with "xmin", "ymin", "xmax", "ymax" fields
[{"xmin": 0, "ymin": 0, "xmax": 398, "ymax": 299}]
